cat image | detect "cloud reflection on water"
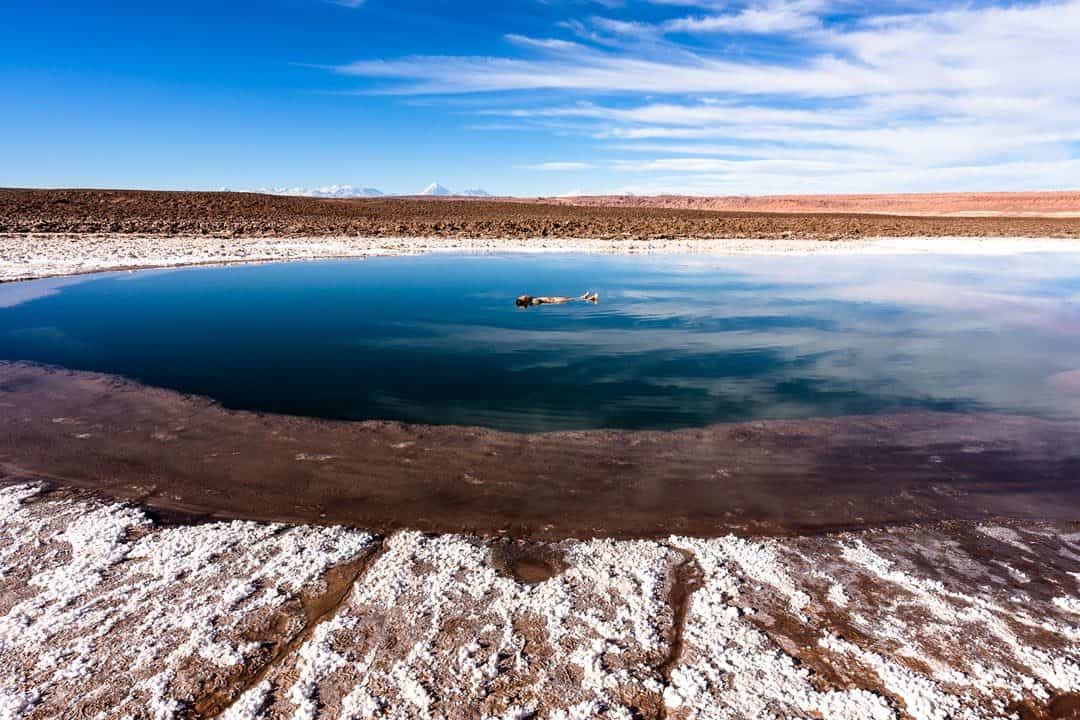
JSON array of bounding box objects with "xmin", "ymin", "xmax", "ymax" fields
[{"xmin": 0, "ymin": 253, "xmax": 1079, "ymax": 430}]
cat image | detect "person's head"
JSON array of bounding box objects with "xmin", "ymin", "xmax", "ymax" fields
[{"xmin": 516, "ymin": 295, "xmax": 533, "ymax": 307}]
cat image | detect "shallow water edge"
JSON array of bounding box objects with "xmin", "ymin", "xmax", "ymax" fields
[{"xmin": 3, "ymin": 361, "xmax": 1078, "ymax": 540}]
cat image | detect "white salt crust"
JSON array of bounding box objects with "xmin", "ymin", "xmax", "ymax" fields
[
  {"xmin": 1, "ymin": 486, "xmax": 1078, "ymax": 719},
  {"xmin": 268, "ymin": 532, "xmax": 675, "ymax": 719},
  {"xmin": 0, "ymin": 484, "xmax": 373, "ymax": 719},
  {"xmin": 665, "ymin": 536, "xmax": 895, "ymax": 720},
  {"xmin": 838, "ymin": 539, "xmax": 1080, "ymax": 696},
  {"xmin": 6, "ymin": 234, "xmax": 1080, "ymax": 283},
  {"xmin": 220, "ymin": 681, "xmax": 273, "ymax": 720}
]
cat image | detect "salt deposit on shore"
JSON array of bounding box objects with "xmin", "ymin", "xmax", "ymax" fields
[
  {"xmin": 5, "ymin": 233, "xmax": 1080, "ymax": 282},
  {"xmin": 1, "ymin": 484, "xmax": 1077, "ymax": 719}
]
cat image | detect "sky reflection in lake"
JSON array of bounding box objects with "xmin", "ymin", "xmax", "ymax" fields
[{"xmin": 1, "ymin": 253, "xmax": 1079, "ymax": 431}]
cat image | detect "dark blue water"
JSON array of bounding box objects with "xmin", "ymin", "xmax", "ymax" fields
[{"xmin": 2, "ymin": 253, "xmax": 1079, "ymax": 431}]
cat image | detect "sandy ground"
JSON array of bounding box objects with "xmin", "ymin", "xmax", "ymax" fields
[
  {"xmin": 4, "ymin": 190, "xmax": 1080, "ymax": 241},
  {"xmin": 1, "ymin": 483, "xmax": 1078, "ymax": 719},
  {"xmin": 6, "ymin": 233, "xmax": 1080, "ymax": 282},
  {"xmin": 550, "ymin": 191, "xmax": 1080, "ymax": 217}
]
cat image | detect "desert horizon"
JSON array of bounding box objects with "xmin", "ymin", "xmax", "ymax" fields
[{"xmin": 9, "ymin": 186, "xmax": 1080, "ymax": 215}]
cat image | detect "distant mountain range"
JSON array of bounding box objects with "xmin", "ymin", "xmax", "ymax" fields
[
  {"xmin": 258, "ymin": 185, "xmax": 385, "ymax": 198},
  {"xmin": 419, "ymin": 183, "xmax": 491, "ymax": 197},
  {"xmin": 250, "ymin": 183, "xmax": 492, "ymax": 198}
]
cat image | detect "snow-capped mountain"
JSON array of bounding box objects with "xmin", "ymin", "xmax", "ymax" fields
[
  {"xmin": 251, "ymin": 183, "xmax": 494, "ymax": 198},
  {"xmin": 258, "ymin": 185, "xmax": 384, "ymax": 198},
  {"xmin": 419, "ymin": 182, "xmax": 452, "ymax": 196},
  {"xmin": 314, "ymin": 185, "xmax": 384, "ymax": 198}
]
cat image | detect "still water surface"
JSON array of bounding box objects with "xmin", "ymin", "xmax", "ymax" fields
[{"xmin": 1, "ymin": 253, "xmax": 1079, "ymax": 432}]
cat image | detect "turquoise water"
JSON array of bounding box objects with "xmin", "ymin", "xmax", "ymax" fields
[{"xmin": 1, "ymin": 253, "xmax": 1079, "ymax": 432}]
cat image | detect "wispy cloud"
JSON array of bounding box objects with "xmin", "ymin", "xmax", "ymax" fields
[
  {"xmin": 663, "ymin": 0, "xmax": 827, "ymax": 35},
  {"xmin": 331, "ymin": 0, "xmax": 1080, "ymax": 194},
  {"xmin": 336, "ymin": 53, "xmax": 876, "ymax": 97}
]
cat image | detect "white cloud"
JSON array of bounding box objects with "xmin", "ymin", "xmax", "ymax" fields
[
  {"xmin": 664, "ymin": 0, "xmax": 827, "ymax": 35},
  {"xmin": 337, "ymin": 53, "xmax": 878, "ymax": 97},
  {"xmin": 611, "ymin": 157, "xmax": 851, "ymax": 174},
  {"xmin": 495, "ymin": 100, "xmax": 856, "ymax": 127},
  {"xmin": 339, "ymin": 1, "xmax": 1080, "ymax": 100},
  {"xmin": 589, "ymin": 17, "xmax": 661, "ymax": 38},
  {"xmin": 609, "ymin": 158, "xmax": 1080, "ymax": 195},
  {"xmin": 504, "ymin": 34, "xmax": 587, "ymax": 52},
  {"xmin": 333, "ymin": 0, "xmax": 1080, "ymax": 194}
]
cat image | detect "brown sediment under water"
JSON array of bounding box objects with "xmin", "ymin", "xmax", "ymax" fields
[{"xmin": 2, "ymin": 362, "xmax": 1078, "ymax": 540}]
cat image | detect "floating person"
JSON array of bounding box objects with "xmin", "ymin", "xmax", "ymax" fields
[{"xmin": 516, "ymin": 291, "xmax": 599, "ymax": 307}]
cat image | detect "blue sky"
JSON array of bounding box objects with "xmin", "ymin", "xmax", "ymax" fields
[{"xmin": 3, "ymin": 0, "xmax": 1079, "ymax": 196}]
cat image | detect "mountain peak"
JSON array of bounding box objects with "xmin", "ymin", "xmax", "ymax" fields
[
  {"xmin": 420, "ymin": 182, "xmax": 452, "ymax": 196},
  {"xmin": 257, "ymin": 184, "xmax": 383, "ymax": 198},
  {"xmin": 459, "ymin": 188, "xmax": 491, "ymax": 197}
]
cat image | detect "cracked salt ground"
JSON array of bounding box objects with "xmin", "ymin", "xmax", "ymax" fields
[
  {"xmin": 0, "ymin": 484, "xmax": 375, "ymax": 718},
  {"xmin": 709, "ymin": 528, "xmax": 1080, "ymax": 720},
  {"xmin": 1, "ymin": 486, "xmax": 1079, "ymax": 719},
  {"xmin": 249, "ymin": 533, "xmax": 677, "ymax": 720}
]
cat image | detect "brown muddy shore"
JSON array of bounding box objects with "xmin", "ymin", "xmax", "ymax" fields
[
  {"xmin": 5, "ymin": 189, "xmax": 1080, "ymax": 239},
  {"xmin": 3, "ymin": 361, "xmax": 1078, "ymax": 540}
]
